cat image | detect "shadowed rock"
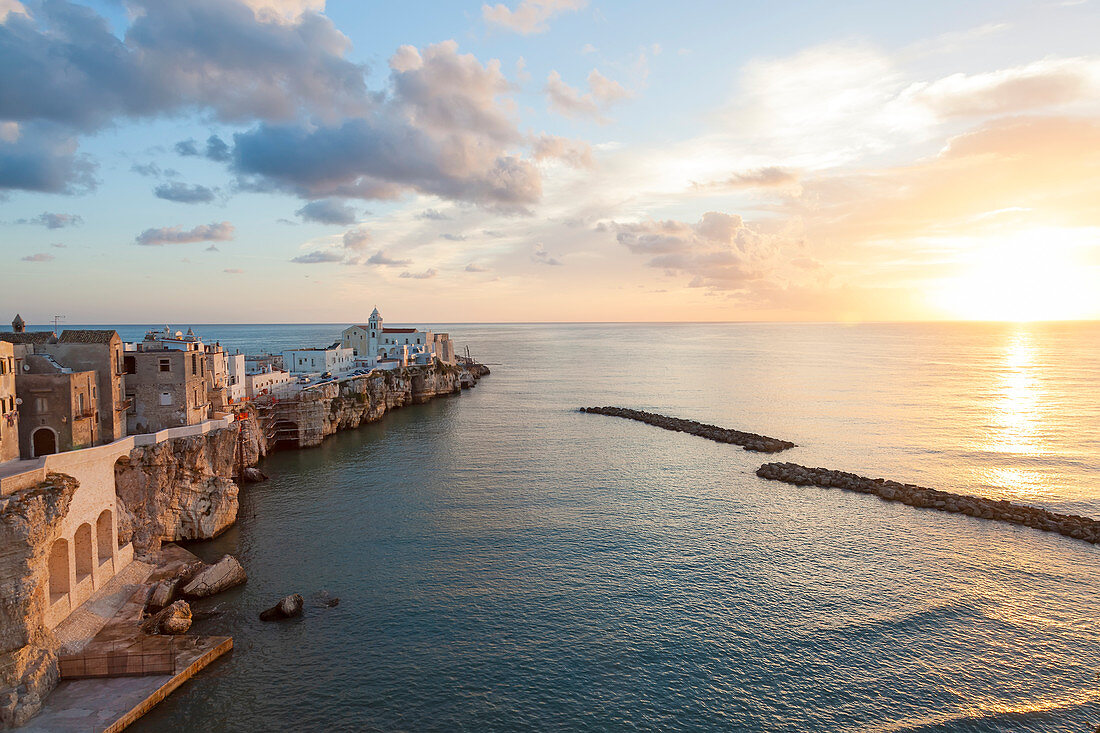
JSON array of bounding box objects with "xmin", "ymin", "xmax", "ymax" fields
[
  {"xmin": 141, "ymin": 600, "xmax": 192, "ymax": 635},
  {"xmin": 580, "ymin": 407, "xmax": 795, "ymax": 453},
  {"xmin": 181, "ymin": 555, "xmax": 247, "ymax": 598},
  {"xmin": 260, "ymin": 594, "xmax": 304, "ymax": 621}
]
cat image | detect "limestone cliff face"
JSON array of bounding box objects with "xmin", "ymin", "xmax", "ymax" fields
[
  {"xmin": 263, "ymin": 365, "xmax": 462, "ymax": 448},
  {"xmin": 114, "ymin": 430, "xmax": 239, "ymax": 555},
  {"xmin": 0, "ymin": 473, "xmax": 77, "ymax": 728}
]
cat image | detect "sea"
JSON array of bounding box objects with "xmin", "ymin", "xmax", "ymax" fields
[{"xmin": 43, "ymin": 322, "xmax": 1100, "ymax": 731}]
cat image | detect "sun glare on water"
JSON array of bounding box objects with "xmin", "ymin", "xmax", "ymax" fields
[{"xmin": 931, "ymin": 228, "xmax": 1098, "ymax": 322}]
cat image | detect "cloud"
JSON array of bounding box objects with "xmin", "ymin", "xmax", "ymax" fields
[
  {"xmin": 902, "ymin": 57, "xmax": 1100, "ymax": 118},
  {"xmin": 297, "ymin": 198, "xmax": 357, "ymax": 225},
  {"xmin": 205, "ymin": 244, "xmax": 220, "ymax": 252},
  {"xmin": 440, "ymin": 233, "xmax": 466, "ymax": 241},
  {"xmin": 21, "ymin": 253, "xmax": 54, "ymax": 262},
  {"xmin": 482, "ymin": 0, "xmax": 585, "ymax": 34},
  {"xmin": 532, "ymin": 242, "xmax": 563, "ymax": 265},
  {"xmin": 692, "ymin": 167, "xmax": 800, "ymax": 192},
  {"xmin": 154, "ymin": 181, "xmax": 217, "ymax": 203},
  {"xmin": 291, "ymin": 249, "xmax": 344, "ymax": 263},
  {"xmin": 175, "ymin": 135, "xmax": 232, "ymax": 162},
  {"xmin": 465, "ymin": 262, "xmax": 489, "ymax": 272},
  {"xmin": 342, "ymin": 226, "xmax": 371, "ymax": 249},
  {"xmin": 0, "ymin": 1, "xmax": 29, "ymax": 23},
  {"xmin": 366, "ymin": 250, "xmax": 411, "ymax": 266},
  {"xmin": 399, "ymin": 268, "xmax": 437, "ymax": 279},
  {"xmin": 19, "ymin": 212, "xmax": 83, "ymax": 229},
  {"xmin": 415, "ymin": 208, "xmax": 450, "ymax": 220},
  {"xmin": 232, "ymin": 41, "xmax": 541, "ymax": 210},
  {"xmin": 223, "ymin": 267, "xmax": 244, "ymax": 273},
  {"xmin": 0, "ymin": 0, "xmax": 368, "ymax": 132},
  {"xmin": 545, "ymin": 69, "xmax": 630, "ymax": 121},
  {"xmin": 532, "ymin": 134, "xmax": 594, "ymax": 168},
  {"xmin": 131, "ymin": 162, "xmax": 162, "ymax": 177},
  {"xmin": 0, "ymin": 123, "xmax": 96, "ymax": 194},
  {"xmin": 607, "ymin": 212, "xmax": 780, "ymax": 291},
  {"xmin": 135, "ymin": 221, "xmax": 235, "ymax": 245}
]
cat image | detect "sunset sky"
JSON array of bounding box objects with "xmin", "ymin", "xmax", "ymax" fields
[{"xmin": 1, "ymin": 0, "xmax": 1098, "ymax": 324}]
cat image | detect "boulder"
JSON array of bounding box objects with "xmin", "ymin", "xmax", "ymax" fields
[
  {"xmin": 181, "ymin": 555, "xmax": 247, "ymax": 598},
  {"xmin": 260, "ymin": 593, "xmax": 304, "ymax": 621},
  {"xmin": 141, "ymin": 600, "xmax": 192, "ymax": 635},
  {"xmin": 147, "ymin": 579, "xmax": 179, "ymax": 611},
  {"xmin": 241, "ymin": 466, "xmax": 269, "ymax": 483}
]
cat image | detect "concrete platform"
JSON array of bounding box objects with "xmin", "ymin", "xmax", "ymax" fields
[{"xmin": 19, "ymin": 545, "xmax": 233, "ymax": 732}]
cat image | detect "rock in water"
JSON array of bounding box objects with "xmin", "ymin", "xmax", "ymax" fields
[
  {"xmin": 141, "ymin": 600, "xmax": 193, "ymax": 635},
  {"xmin": 241, "ymin": 466, "xmax": 268, "ymax": 483},
  {"xmin": 181, "ymin": 555, "xmax": 247, "ymax": 598},
  {"xmin": 260, "ymin": 593, "xmax": 304, "ymax": 621}
]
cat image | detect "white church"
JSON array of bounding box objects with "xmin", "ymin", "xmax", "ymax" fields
[{"xmin": 341, "ymin": 308, "xmax": 456, "ymax": 369}]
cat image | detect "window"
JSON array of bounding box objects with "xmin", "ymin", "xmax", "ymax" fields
[
  {"xmin": 35, "ymin": 397, "xmax": 47, "ymax": 412},
  {"xmin": 191, "ymin": 354, "xmax": 198, "ymax": 375},
  {"xmin": 159, "ymin": 358, "xmax": 171, "ymax": 372},
  {"xmin": 159, "ymin": 392, "xmax": 172, "ymax": 406},
  {"xmin": 92, "ymin": 386, "xmax": 97, "ymax": 399},
  {"xmin": 78, "ymin": 393, "xmax": 85, "ymax": 413},
  {"xmin": 200, "ymin": 359, "xmax": 205, "ymax": 377},
  {"xmin": 124, "ymin": 356, "xmax": 136, "ymax": 374}
]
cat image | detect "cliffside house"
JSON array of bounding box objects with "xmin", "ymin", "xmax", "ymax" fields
[
  {"xmin": 0, "ymin": 317, "xmax": 128, "ymax": 457},
  {"xmin": 0, "ymin": 341, "xmax": 18, "ymax": 463},
  {"xmin": 123, "ymin": 327, "xmax": 212, "ymax": 433},
  {"xmin": 282, "ymin": 345, "xmax": 355, "ymax": 376},
  {"xmin": 341, "ymin": 307, "xmax": 456, "ymax": 369},
  {"xmin": 15, "ymin": 354, "xmax": 100, "ymax": 458}
]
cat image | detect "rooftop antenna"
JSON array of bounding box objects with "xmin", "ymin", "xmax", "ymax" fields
[{"xmin": 51, "ymin": 314, "xmax": 66, "ymax": 331}]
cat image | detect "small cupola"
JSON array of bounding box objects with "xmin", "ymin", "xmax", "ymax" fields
[{"xmin": 11, "ymin": 313, "xmax": 25, "ymax": 333}]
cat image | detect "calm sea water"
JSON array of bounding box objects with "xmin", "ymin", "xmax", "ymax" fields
[{"xmin": 87, "ymin": 322, "xmax": 1100, "ymax": 732}]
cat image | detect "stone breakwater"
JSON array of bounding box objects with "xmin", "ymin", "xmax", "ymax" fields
[
  {"xmin": 756, "ymin": 462, "xmax": 1100, "ymax": 546},
  {"xmin": 580, "ymin": 407, "xmax": 796, "ymax": 453}
]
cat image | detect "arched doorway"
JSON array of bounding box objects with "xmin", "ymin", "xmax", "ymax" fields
[
  {"xmin": 48, "ymin": 538, "xmax": 70, "ymax": 603},
  {"xmin": 96, "ymin": 510, "xmax": 114, "ymax": 568},
  {"xmin": 32, "ymin": 428, "xmax": 57, "ymax": 457},
  {"xmin": 74, "ymin": 524, "xmax": 93, "ymax": 583}
]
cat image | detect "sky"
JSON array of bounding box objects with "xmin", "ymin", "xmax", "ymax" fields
[{"xmin": 1, "ymin": 0, "xmax": 1099, "ymax": 324}]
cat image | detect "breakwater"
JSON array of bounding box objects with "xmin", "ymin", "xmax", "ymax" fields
[
  {"xmin": 579, "ymin": 407, "xmax": 795, "ymax": 453},
  {"xmin": 757, "ymin": 462, "xmax": 1100, "ymax": 545}
]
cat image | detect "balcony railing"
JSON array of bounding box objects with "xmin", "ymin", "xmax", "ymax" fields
[
  {"xmin": 75, "ymin": 408, "xmax": 96, "ymax": 420},
  {"xmin": 115, "ymin": 398, "xmax": 134, "ymax": 412}
]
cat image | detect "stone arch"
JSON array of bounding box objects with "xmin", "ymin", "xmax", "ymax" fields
[
  {"xmin": 74, "ymin": 523, "xmax": 94, "ymax": 582},
  {"xmin": 96, "ymin": 510, "xmax": 114, "ymax": 567},
  {"xmin": 48, "ymin": 538, "xmax": 70, "ymax": 601},
  {"xmin": 32, "ymin": 427, "xmax": 57, "ymax": 457}
]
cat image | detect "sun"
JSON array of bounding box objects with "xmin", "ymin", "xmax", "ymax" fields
[{"xmin": 930, "ymin": 227, "xmax": 1099, "ymax": 321}]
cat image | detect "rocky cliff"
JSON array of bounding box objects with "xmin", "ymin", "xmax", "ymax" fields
[
  {"xmin": 114, "ymin": 430, "xmax": 240, "ymax": 555},
  {"xmin": 258, "ymin": 364, "xmax": 464, "ymax": 449},
  {"xmin": 0, "ymin": 473, "xmax": 77, "ymax": 728}
]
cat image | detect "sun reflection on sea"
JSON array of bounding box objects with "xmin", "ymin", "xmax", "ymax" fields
[{"xmin": 979, "ymin": 326, "xmax": 1054, "ymax": 502}]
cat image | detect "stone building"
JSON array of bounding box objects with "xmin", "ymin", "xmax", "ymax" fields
[
  {"xmin": 0, "ymin": 341, "xmax": 18, "ymax": 463},
  {"xmin": 205, "ymin": 342, "xmax": 230, "ymax": 411},
  {"xmin": 39, "ymin": 330, "xmax": 127, "ymax": 444},
  {"xmin": 123, "ymin": 327, "xmax": 211, "ymax": 433},
  {"xmin": 341, "ymin": 307, "xmax": 456, "ymax": 368},
  {"xmin": 15, "ymin": 355, "xmax": 100, "ymax": 457}
]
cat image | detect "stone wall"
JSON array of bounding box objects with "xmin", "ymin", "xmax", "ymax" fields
[{"xmin": 0, "ymin": 474, "xmax": 77, "ymax": 728}]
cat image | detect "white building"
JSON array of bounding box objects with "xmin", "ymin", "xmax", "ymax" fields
[
  {"xmin": 245, "ymin": 370, "xmax": 294, "ymax": 399},
  {"xmin": 341, "ymin": 308, "xmax": 456, "ymax": 368},
  {"xmin": 282, "ymin": 346, "xmax": 355, "ymax": 376},
  {"xmin": 227, "ymin": 353, "xmax": 246, "ymax": 404}
]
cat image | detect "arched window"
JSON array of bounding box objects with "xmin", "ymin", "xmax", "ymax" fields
[
  {"xmin": 48, "ymin": 538, "xmax": 70, "ymax": 601},
  {"xmin": 96, "ymin": 510, "xmax": 113, "ymax": 567},
  {"xmin": 74, "ymin": 524, "xmax": 93, "ymax": 582}
]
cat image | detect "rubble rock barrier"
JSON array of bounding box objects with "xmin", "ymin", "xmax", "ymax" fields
[
  {"xmin": 579, "ymin": 407, "xmax": 796, "ymax": 454},
  {"xmin": 756, "ymin": 462, "xmax": 1100, "ymax": 546}
]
